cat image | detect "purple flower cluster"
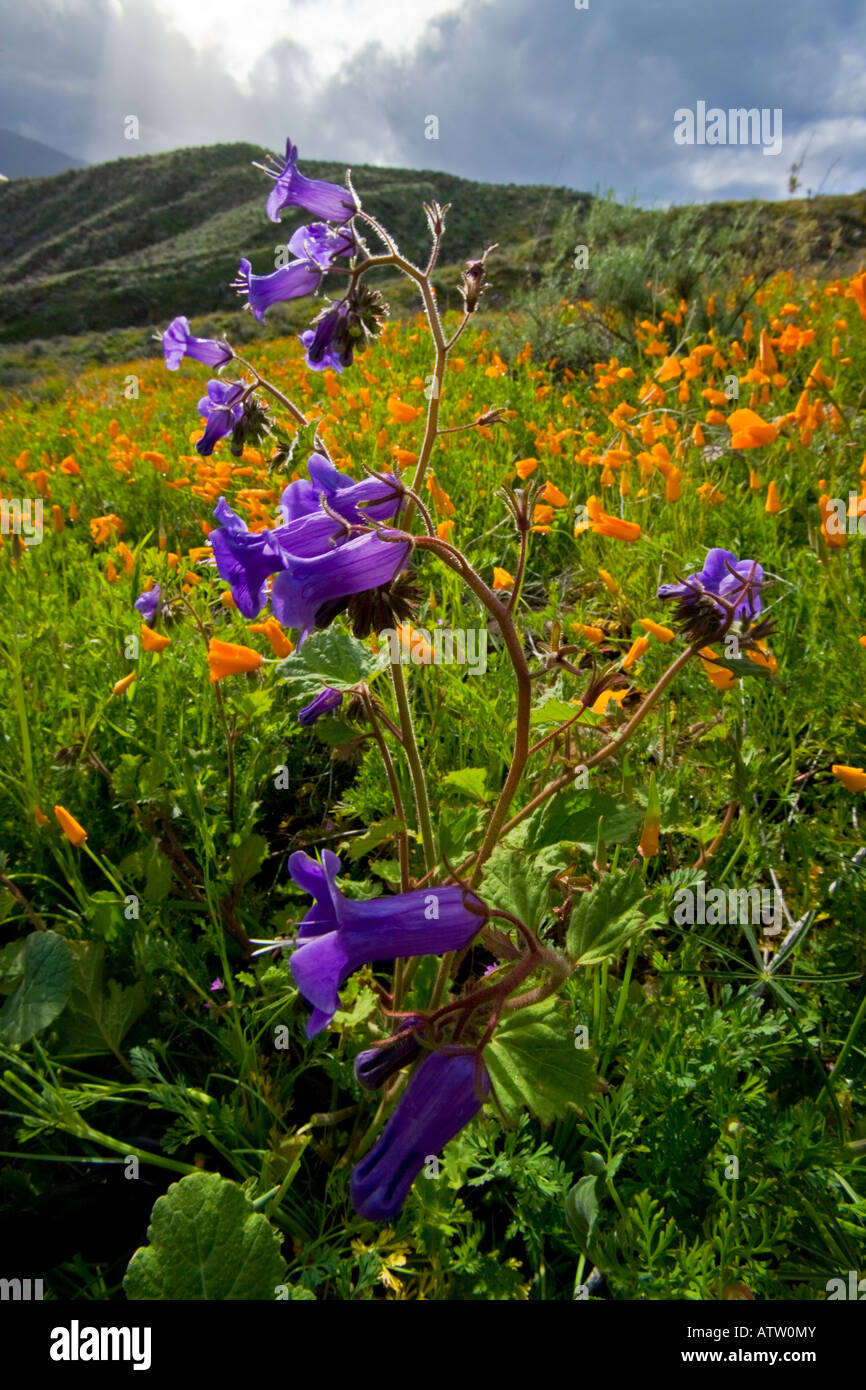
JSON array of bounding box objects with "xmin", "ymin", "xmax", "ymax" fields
[
  {"xmin": 208, "ymin": 452, "xmax": 408, "ymax": 637},
  {"xmin": 657, "ymin": 547, "xmax": 765, "ymax": 643},
  {"xmin": 278, "ymin": 851, "xmax": 490, "ymax": 1223},
  {"xmin": 160, "ymin": 140, "xmax": 366, "ymax": 451},
  {"xmin": 157, "ymin": 139, "xmax": 492, "ymax": 1227}
]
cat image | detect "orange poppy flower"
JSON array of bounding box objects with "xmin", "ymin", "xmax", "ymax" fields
[
  {"xmin": 207, "ymin": 639, "xmax": 263, "ymax": 682},
  {"xmin": 248, "ymin": 617, "xmax": 293, "ymax": 659},
  {"xmin": 141, "ymin": 623, "xmax": 171, "ymax": 653},
  {"xmin": 831, "ymin": 765, "xmax": 866, "ymax": 793},
  {"xmin": 727, "ymin": 408, "xmax": 778, "ymax": 449}
]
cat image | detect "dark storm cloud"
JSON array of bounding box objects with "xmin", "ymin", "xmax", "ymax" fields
[{"xmin": 1, "ymin": 0, "xmax": 865, "ymax": 203}]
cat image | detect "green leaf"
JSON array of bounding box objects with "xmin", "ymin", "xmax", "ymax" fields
[
  {"xmin": 528, "ymin": 697, "xmax": 579, "ymax": 727},
  {"xmin": 516, "ymin": 790, "xmax": 643, "ymax": 855},
  {"xmin": 368, "ymin": 858, "xmax": 403, "ymax": 885},
  {"xmin": 0, "ymin": 938, "xmax": 26, "ymax": 993},
  {"xmin": 229, "ymin": 833, "xmax": 268, "ymax": 888},
  {"xmin": 441, "ymin": 767, "xmax": 489, "ymax": 802},
  {"xmin": 565, "ymin": 1175, "xmax": 601, "ymax": 1254},
  {"xmin": 276, "ymin": 626, "xmax": 386, "ymax": 697},
  {"xmin": 566, "ymin": 870, "xmax": 660, "ymax": 965},
  {"xmin": 437, "ymin": 805, "xmax": 484, "ymax": 862},
  {"xmin": 0, "ymin": 932, "xmax": 72, "ymax": 1045},
  {"xmin": 342, "ymin": 818, "xmax": 403, "ymax": 863},
  {"xmin": 313, "ymin": 719, "xmax": 361, "ymax": 747},
  {"xmin": 143, "ymin": 839, "xmax": 174, "ymax": 902},
  {"xmin": 86, "ymin": 890, "xmax": 126, "ymax": 941},
  {"xmin": 482, "ymin": 847, "xmax": 554, "ymax": 929},
  {"xmin": 123, "ymin": 1172, "xmax": 287, "ymax": 1300},
  {"xmin": 52, "ymin": 941, "xmax": 148, "ymax": 1060},
  {"xmin": 484, "ymin": 1000, "xmax": 595, "ymax": 1124}
]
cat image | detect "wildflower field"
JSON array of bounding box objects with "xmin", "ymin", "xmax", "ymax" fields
[{"xmin": 1, "ymin": 152, "xmax": 865, "ymax": 1303}]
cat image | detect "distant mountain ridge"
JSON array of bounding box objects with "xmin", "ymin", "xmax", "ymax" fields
[
  {"xmin": 0, "ymin": 141, "xmax": 863, "ymax": 350},
  {"xmin": 0, "ymin": 130, "xmax": 88, "ymax": 179}
]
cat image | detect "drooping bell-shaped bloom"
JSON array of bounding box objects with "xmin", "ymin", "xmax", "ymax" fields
[
  {"xmin": 351, "ymin": 1051, "xmax": 490, "ymax": 1222},
  {"xmin": 208, "ymin": 498, "xmax": 290, "ymax": 618},
  {"xmin": 280, "ymin": 454, "xmax": 402, "ymax": 525},
  {"xmin": 287, "ymin": 222, "xmax": 356, "ymax": 271},
  {"xmin": 265, "ymin": 140, "xmax": 358, "ymax": 224},
  {"xmin": 297, "ymin": 687, "xmax": 343, "ymax": 726},
  {"xmin": 300, "ymin": 301, "xmax": 354, "ymax": 373},
  {"xmin": 196, "ymin": 381, "xmax": 245, "ymax": 457},
  {"xmin": 134, "ymin": 584, "xmax": 162, "ymax": 623},
  {"xmin": 658, "ymin": 548, "xmax": 764, "ymax": 622},
  {"xmin": 162, "ymin": 316, "xmax": 233, "ymax": 372},
  {"xmin": 270, "ymin": 530, "xmax": 411, "ymax": 636},
  {"xmin": 354, "ymin": 1016, "xmax": 424, "ymax": 1091},
  {"xmin": 233, "ymin": 257, "xmax": 322, "ymax": 323},
  {"xmin": 287, "ymin": 850, "xmax": 485, "ymax": 1036}
]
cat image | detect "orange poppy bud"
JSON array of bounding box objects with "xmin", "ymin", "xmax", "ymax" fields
[
  {"xmin": 112, "ymin": 671, "xmax": 137, "ymax": 696},
  {"xmin": 598, "ymin": 568, "xmax": 618, "ymax": 594},
  {"xmin": 765, "ymin": 480, "xmax": 782, "ymax": 514},
  {"xmin": 622, "ymin": 636, "xmax": 649, "ymax": 671},
  {"xmin": 54, "ymin": 804, "xmax": 88, "ymax": 846},
  {"xmin": 638, "ymin": 618, "xmax": 675, "ymax": 643}
]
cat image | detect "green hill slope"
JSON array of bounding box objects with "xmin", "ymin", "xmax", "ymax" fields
[{"xmin": 0, "ymin": 142, "xmax": 586, "ymax": 343}]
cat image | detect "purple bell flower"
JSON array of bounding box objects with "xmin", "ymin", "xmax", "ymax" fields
[
  {"xmin": 264, "ymin": 140, "xmax": 358, "ymax": 224},
  {"xmin": 208, "ymin": 499, "xmax": 290, "ymax": 617},
  {"xmin": 233, "ymin": 257, "xmax": 322, "ymax": 323},
  {"xmin": 287, "ymin": 222, "xmax": 356, "ymax": 271},
  {"xmin": 297, "ymin": 687, "xmax": 343, "ymax": 726},
  {"xmin": 196, "ymin": 381, "xmax": 245, "ymax": 457},
  {"xmin": 354, "ymin": 1016, "xmax": 424, "ymax": 1091},
  {"xmin": 287, "ymin": 850, "xmax": 485, "ymax": 1036},
  {"xmin": 299, "ymin": 302, "xmax": 354, "ymax": 373},
  {"xmin": 134, "ymin": 584, "xmax": 162, "ymax": 623},
  {"xmin": 270, "ymin": 529, "xmax": 411, "ymax": 635},
  {"xmin": 162, "ymin": 316, "xmax": 233, "ymax": 372},
  {"xmin": 280, "ymin": 454, "xmax": 402, "ymax": 525},
  {"xmin": 657, "ymin": 548, "xmax": 764, "ymax": 622},
  {"xmin": 351, "ymin": 1051, "xmax": 490, "ymax": 1222}
]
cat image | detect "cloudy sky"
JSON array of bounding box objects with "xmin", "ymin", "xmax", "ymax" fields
[{"xmin": 2, "ymin": 0, "xmax": 865, "ymax": 204}]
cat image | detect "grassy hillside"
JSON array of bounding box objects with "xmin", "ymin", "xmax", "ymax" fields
[
  {"xmin": 0, "ymin": 142, "xmax": 585, "ymax": 343},
  {"xmin": 0, "ymin": 140, "xmax": 864, "ymax": 397}
]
